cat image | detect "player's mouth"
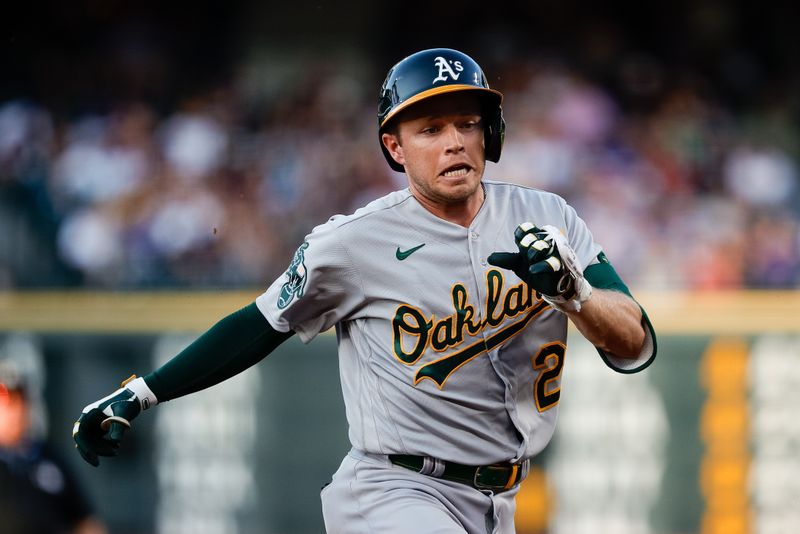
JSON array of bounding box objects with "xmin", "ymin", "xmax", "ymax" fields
[{"xmin": 441, "ymin": 164, "xmax": 471, "ymax": 178}]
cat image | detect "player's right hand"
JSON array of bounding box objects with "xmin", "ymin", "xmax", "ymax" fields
[{"xmin": 72, "ymin": 375, "xmax": 157, "ymax": 467}]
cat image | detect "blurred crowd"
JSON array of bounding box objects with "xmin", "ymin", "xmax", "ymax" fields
[{"xmin": 1, "ymin": 57, "xmax": 798, "ymax": 290}]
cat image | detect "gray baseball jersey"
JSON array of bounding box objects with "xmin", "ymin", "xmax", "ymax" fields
[{"xmin": 256, "ymin": 180, "xmax": 653, "ymax": 467}]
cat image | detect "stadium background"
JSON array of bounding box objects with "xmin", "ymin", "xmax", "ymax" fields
[{"xmin": 1, "ymin": 1, "xmax": 798, "ymax": 533}]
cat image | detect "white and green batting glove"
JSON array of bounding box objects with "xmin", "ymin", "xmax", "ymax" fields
[
  {"xmin": 72, "ymin": 375, "xmax": 157, "ymax": 467},
  {"xmin": 488, "ymin": 223, "xmax": 592, "ymax": 313}
]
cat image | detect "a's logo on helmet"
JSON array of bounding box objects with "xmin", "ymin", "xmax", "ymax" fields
[{"xmin": 432, "ymin": 56, "xmax": 463, "ymax": 84}]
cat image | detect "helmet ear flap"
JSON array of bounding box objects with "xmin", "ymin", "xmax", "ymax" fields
[{"xmin": 484, "ymin": 105, "xmax": 505, "ymax": 164}]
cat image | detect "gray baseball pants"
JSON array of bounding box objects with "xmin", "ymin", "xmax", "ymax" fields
[{"xmin": 321, "ymin": 449, "xmax": 519, "ymax": 533}]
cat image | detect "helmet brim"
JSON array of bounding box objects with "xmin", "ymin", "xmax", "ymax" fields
[{"xmin": 379, "ymin": 85, "xmax": 503, "ymax": 130}]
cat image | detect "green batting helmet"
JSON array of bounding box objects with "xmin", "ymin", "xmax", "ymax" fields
[{"xmin": 378, "ymin": 48, "xmax": 505, "ymax": 172}]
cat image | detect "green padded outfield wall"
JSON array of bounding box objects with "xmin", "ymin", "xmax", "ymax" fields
[{"xmin": 1, "ymin": 291, "xmax": 798, "ymax": 534}]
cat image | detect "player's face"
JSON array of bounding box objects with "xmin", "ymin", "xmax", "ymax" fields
[{"xmin": 383, "ymin": 92, "xmax": 486, "ymax": 213}]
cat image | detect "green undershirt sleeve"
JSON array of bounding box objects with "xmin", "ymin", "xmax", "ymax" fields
[{"xmin": 143, "ymin": 302, "xmax": 294, "ymax": 402}]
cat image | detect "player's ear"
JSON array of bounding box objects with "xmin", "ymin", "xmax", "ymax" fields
[{"xmin": 381, "ymin": 132, "xmax": 405, "ymax": 166}]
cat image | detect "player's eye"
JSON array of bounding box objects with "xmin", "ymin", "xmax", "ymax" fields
[
  {"xmin": 421, "ymin": 126, "xmax": 440, "ymax": 134},
  {"xmin": 461, "ymin": 118, "xmax": 481, "ymax": 130}
]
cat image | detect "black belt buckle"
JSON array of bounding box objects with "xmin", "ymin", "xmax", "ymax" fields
[{"xmin": 473, "ymin": 463, "xmax": 519, "ymax": 492}]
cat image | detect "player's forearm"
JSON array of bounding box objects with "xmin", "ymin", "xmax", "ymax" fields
[
  {"xmin": 566, "ymin": 288, "xmax": 645, "ymax": 359},
  {"xmin": 143, "ymin": 303, "xmax": 294, "ymax": 401}
]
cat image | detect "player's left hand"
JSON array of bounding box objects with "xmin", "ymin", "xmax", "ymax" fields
[
  {"xmin": 488, "ymin": 223, "xmax": 592, "ymax": 313},
  {"xmin": 72, "ymin": 375, "xmax": 155, "ymax": 467}
]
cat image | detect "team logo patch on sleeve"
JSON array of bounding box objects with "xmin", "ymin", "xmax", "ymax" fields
[{"xmin": 277, "ymin": 242, "xmax": 309, "ymax": 309}]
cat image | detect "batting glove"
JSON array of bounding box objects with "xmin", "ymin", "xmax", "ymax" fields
[
  {"xmin": 488, "ymin": 223, "xmax": 592, "ymax": 313},
  {"xmin": 72, "ymin": 375, "xmax": 157, "ymax": 467}
]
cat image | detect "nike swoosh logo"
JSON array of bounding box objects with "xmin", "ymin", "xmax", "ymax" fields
[{"xmin": 396, "ymin": 243, "xmax": 425, "ymax": 260}]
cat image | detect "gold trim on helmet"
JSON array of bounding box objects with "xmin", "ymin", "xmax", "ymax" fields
[{"xmin": 380, "ymin": 85, "xmax": 503, "ymax": 129}]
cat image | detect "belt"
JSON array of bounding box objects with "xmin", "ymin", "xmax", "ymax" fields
[{"xmin": 389, "ymin": 454, "xmax": 528, "ymax": 493}]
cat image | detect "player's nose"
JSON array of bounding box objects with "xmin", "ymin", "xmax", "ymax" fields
[{"xmin": 443, "ymin": 123, "xmax": 465, "ymax": 154}]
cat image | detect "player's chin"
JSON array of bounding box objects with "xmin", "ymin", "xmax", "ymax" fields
[
  {"xmin": 435, "ymin": 182, "xmax": 480, "ymax": 203},
  {"xmin": 437, "ymin": 169, "xmax": 478, "ymax": 189},
  {"xmin": 440, "ymin": 173, "xmax": 481, "ymax": 191}
]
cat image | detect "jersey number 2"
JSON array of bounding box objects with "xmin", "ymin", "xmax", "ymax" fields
[{"xmin": 533, "ymin": 342, "xmax": 566, "ymax": 412}]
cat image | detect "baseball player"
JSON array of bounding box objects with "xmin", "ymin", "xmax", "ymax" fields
[{"xmin": 73, "ymin": 48, "xmax": 656, "ymax": 533}]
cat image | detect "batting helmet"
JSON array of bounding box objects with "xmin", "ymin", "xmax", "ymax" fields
[{"xmin": 378, "ymin": 48, "xmax": 505, "ymax": 172}]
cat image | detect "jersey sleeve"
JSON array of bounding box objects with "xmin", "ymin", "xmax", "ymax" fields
[
  {"xmin": 561, "ymin": 199, "xmax": 603, "ymax": 273},
  {"xmin": 256, "ymin": 221, "xmax": 364, "ymax": 343}
]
